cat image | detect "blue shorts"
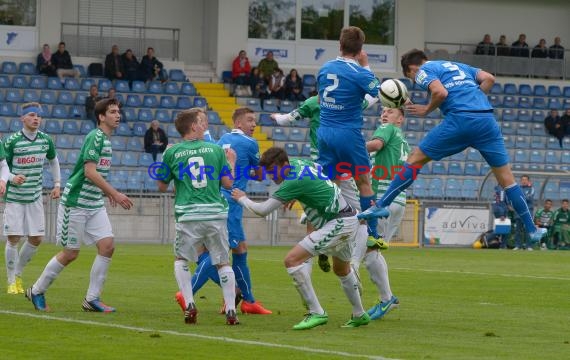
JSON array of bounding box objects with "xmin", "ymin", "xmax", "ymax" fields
[
  {"xmin": 317, "ymin": 127, "xmax": 371, "ymax": 180},
  {"xmin": 222, "ymin": 190, "xmax": 245, "ymax": 248},
  {"xmin": 419, "ymin": 112, "xmax": 509, "ymax": 167}
]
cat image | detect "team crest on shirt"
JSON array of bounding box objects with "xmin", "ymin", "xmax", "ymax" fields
[
  {"xmin": 368, "ymin": 78, "xmax": 380, "ymax": 90},
  {"xmin": 88, "ymin": 150, "xmax": 96, "ymax": 156},
  {"xmin": 41, "ymin": 145, "xmax": 48, "ymax": 151},
  {"xmin": 416, "ymin": 70, "xmax": 428, "ymax": 85}
]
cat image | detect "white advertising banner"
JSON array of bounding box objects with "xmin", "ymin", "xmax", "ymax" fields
[
  {"xmin": 424, "ymin": 206, "xmax": 490, "ymax": 246},
  {"xmin": 0, "ymin": 28, "xmax": 37, "ymax": 51}
]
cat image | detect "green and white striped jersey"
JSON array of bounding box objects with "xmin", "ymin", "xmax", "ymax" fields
[
  {"xmin": 3, "ymin": 131, "xmax": 56, "ymax": 203},
  {"xmin": 61, "ymin": 129, "xmax": 112, "ymax": 209}
]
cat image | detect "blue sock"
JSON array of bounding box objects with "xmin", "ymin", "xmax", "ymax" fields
[
  {"xmin": 505, "ymin": 184, "xmax": 537, "ymax": 233},
  {"xmin": 359, "ymin": 194, "xmax": 379, "ymax": 238},
  {"xmin": 232, "ymin": 252, "xmax": 254, "ymax": 303},
  {"xmin": 191, "ymin": 252, "xmax": 220, "ymax": 294},
  {"xmin": 378, "ymin": 162, "xmax": 421, "ymax": 208}
]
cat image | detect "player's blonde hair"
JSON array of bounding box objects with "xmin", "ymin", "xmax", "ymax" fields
[
  {"xmin": 232, "ymin": 107, "xmax": 255, "ymax": 123},
  {"xmin": 175, "ymin": 107, "xmax": 206, "ymax": 136}
]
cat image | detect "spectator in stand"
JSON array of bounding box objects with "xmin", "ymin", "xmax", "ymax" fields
[
  {"xmin": 475, "ymin": 34, "xmax": 495, "ymax": 55},
  {"xmin": 104, "ymin": 45, "xmax": 125, "ymax": 81},
  {"xmin": 250, "ymin": 67, "xmax": 267, "ymax": 101},
  {"xmin": 232, "ymin": 50, "xmax": 251, "ymax": 86},
  {"xmin": 544, "ymin": 109, "xmax": 564, "ymax": 147},
  {"xmin": 496, "ymin": 35, "xmax": 510, "ymax": 56},
  {"xmin": 36, "ymin": 44, "xmax": 56, "ymax": 77},
  {"xmin": 551, "ymin": 199, "xmax": 570, "ymax": 249},
  {"xmin": 121, "ymin": 49, "xmax": 140, "ymax": 87},
  {"xmin": 85, "ymin": 84, "xmax": 102, "ymax": 125},
  {"xmin": 531, "ymin": 39, "xmax": 549, "ymax": 58},
  {"xmin": 139, "ymin": 47, "xmax": 165, "ymax": 82},
  {"xmin": 534, "ymin": 199, "xmax": 554, "ymax": 250},
  {"xmin": 510, "ymin": 34, "xmax": 529, "ymax": 57},
  {"xmin": 269, "ymin": 68, "xmax": 286, "ymax": 100},
  {"xmin": 51, "ymin": 41, "xmax": 80, "ymax": 83},
  {"xmin": 549, "ymin": 37, "xmax": 564, "ymax": 59},
  {"xmin": 562, "ymin": 109, "xmax": 570, "ymax": 136},
  {"xmin": 144, "ymin": 120, "xmax": 168, "ymax": 162},
  {"xmin": 284, "ymin": 69, "xmax": 305, "ymax": 101},
  {"xmin": 257, "ymin": 51, "xmax": 278, "ymax": 83},
  {"xmin": 512, "ymin": 175, "xmax": 535, "ymax": 251}
]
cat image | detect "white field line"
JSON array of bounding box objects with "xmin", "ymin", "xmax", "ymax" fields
[{"xmin": 0, "ymin": 310, "xmax": 398, "ymax": 360}]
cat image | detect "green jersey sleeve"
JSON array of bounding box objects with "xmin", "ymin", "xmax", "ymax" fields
[
  {"xmin": 297, "ymin": 96, "xmax": 319, "ymax": 119},
  {"xmin": 372, "ymin": 124, "xmax": 395, "ymax": 143},
  {"xmin": 271, "ymin": 179, "xmax": 301, "ymax": 203},
  {"xmin": 82, "ymin": 132, "xmax": 103, "ymax": 163},
  {"xmin": 46, "ymin": 135, "xmax": 57, "ymax": 160},
  {"xmin": 161, "ymin": 146, "xmax": 175, "ymax": 184},
  {"xmin": 0, "ymin": 140, "xmax": 5, "ymax": 160}
]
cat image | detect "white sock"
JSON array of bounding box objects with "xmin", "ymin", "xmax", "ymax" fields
[
  {"xmin": 350, "ymin": 224, "xmax": 369, "ymax": 270},
  {"xmin": 364, "ymin": 250, "xmax": 393, "ymax": 302},
  {"xmin": 218, "ymin": 265, "xmax": 236, "ymax": 312},
  {"xmin": 5, "ymin": 242, "xmax": 18, "ymax": 283},
  {"xmin": 287, "ymin": 264, "xmax": 324, "ymax": 315},
  {"xmin": 33, "ymin": 256, "xmax": 65, "ymax": 294},
  {"xmin": 339, "ymin": 270, "xmax": 365, "ymax": 317},
  {"xmin": 174, "ymin": 259, "xmax": 194, "ymax": 307},
  {"xmin": 302, "ymin": 257, "xmax": 313, "ymax": 277},
  {"xmin": 15, "ymin": 241, "xmax": 38, "ymax": 276},
  {"xmin": 86, "ymin": 255, "xmax": 111, "ymax": 301}
]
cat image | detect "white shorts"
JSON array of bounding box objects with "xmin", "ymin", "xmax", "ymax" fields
[
  {"xmin": 56, "ymin": 204, "xmax": 114, "ymax": 249},
  {"xmin": 299, "ymin": 216, "xmax": 359, "ymax": 262},
  {"xmin": 378, "ymin": 203, "xmax": 405, "ymax": 242},
  {"xmin": 175, "ymin": 220, "xmax": 230, "ymax": 265},
  {"xmin": 337, "ymin": 179, "xmax": 360, "ymax": 210},
  {"xmin": 3, "ymin": 198, "xmax": 45, "ymax": 237}
]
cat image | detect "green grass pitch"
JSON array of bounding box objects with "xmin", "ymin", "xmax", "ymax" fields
[{"xmin": 1, "ymin": 244, "xmax": 569, "ymax": 359}]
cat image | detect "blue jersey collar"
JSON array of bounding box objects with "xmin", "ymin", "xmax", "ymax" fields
[{"xmin": 336, "ymin": 56, "xmax": 360, "ymax": 66}]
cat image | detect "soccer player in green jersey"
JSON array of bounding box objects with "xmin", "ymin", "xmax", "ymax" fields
[
  {"xmin": 159, "ymin": 108, "xmax": 240, "ymax": 325},
  {"xmin": 534, "ymin": 199, "xmax": 554, "ymax": 250},
  {"xmin": 0, "ymin": 142, "xmax": 8, "ymax": 196},
  {"xmin": 27, "ymin": 98, "xmax": 133, "ymax": 312},
  {"xmin": 2, "ymin": 102, "xmax": 61, "ymax": 295},
  {"xmin": 232, "ymin": 147, "xmax": 370, "ymax": 330}
]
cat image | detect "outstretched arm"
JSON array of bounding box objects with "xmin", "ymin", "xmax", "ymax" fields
[{"xmin": 232, "ymin": 189, "xmax": 283, "ymax": 216}]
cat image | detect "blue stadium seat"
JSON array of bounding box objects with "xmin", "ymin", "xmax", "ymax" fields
[
  {"xmin": 121, "ymin": 152, "xmax": 139, "ymax": 167},
  {"xmin": 530, "ymin": 150, "xmax": 545, "ymax": 163},
  {"xmin": 464, "ymin": 162, "xmax": 479, "ymax": 176},
  {"xmin": 479, "ymin": 163, "xmax": 491, "ymax": 176},
  {"xmin": 181, "ymin": 82, "xmax": 197, "ymax": 96},
  {"xmin": 138, "ymin": 109, "xmax": 153, "ymax": 122},
  {"xmin": 58, "ymin": 91, "xmax": 75, "ymax": 105},
  {"xmin": 501, "ymin": 122, "xmax": 514, "ymax": 135},
  {"xmin": 404, "ymin": 133, "xmax": 418, "ymax": 146},
  {"xmin": 532, "ymin": 97, "xmax": 547, "ymax": 109},
  {"xmin": 517, "ymin": 96, "xmax": 530, "ymax": 109},
  {"xmin": 58, "ymin": 149, "xmax": 70, "ymax": 165},
  {"xmin": 52, "ymin": 105, "xmax": 68, "ymax": 119},
  {"xmin": 62, "ymin": 120, "xmax": 80, "ymax": 135},
  {"xmin": 561, "ymin": 151, "xmax": 570, "ymax": 164},
  {"xmin": 263, "ymin": 100, "xmax": 279, "ymax": 112},
  {"xmin": 80, "ymin": 78, "xmax": 95, "ymax": 91},
  {"xmin": 420, "ymin": 162, "xmax": 431, "ymax": 175},
  {"xmin": 169, "ymin": 69, "xmax": 187, "ymax": 82},
  {"xmin": 516, "ymin": 124, "xmax": 530, "ymax": 136},
  {"xmin": 501, "ymin": 109, "xmax": 516, "ymax": 121},
  {"xmin": 534, "ymin": 85, "xmax": 547, "ymax": 96},
  {"xmin": 29, "ymin": 76, "xmax": 46, "ymax": 89},
  {"xmin": 115, "ymin": 80, "xmax": 130, "ymax": 93},
  {"xmin": 47, "ymin": 77, "xmax": 63, "ymax": 90},
  {"xmin": 193, "ymin": 97, "xmax": 207, "ymax": 108},
  {"xmin": 302, "ymin": 74, "xmax": 316, "ymax": 87},
  {"xmin": 116, "ymin": 123, "xmax": 132, "ymax": 136},
  {"xmin": 160, "ymin": 95, "xmax": 176, "ymax": 108},
  {"xmin": 148, "ymin": 81, "xmax": 163, "ymax": 94},
  {"xmin": 431, "ymin": 161, "xmax": 446, "ymax": 175},
  {"xmin": 284, "ymin": 142, "xmax": 300, "ymax": 156},
  {"xmin": 518, "ymin": 84, "xmax": 532, "ymax": 96},
  {"xmin": 44, "ymin": 120, "xmax": 62, "ymax": 134},
  {"xmin": 175, "ymin": 96, "xmax": 191, "ymax": 109},
  {"xmin": 12, "ymin": 75, "xmax": 28, "ymax": 88},
  {"xmin": 126, "ymin": 173, "xmax": 144, "ymax": 191},
  {"xmin": 246, "ymin": 98, "xmax": 262, "ymax": 112},
  {"xmin": 142, "ymin": 95, "xmax": 158, "ymax": 108},
  {"xmin": 444, "ymin": 178, "xmax": 462, "ymax": 198},
  {"xmin": 490, "ymin": 83, "xmax": 502, "ymax": 94},
  {"xmin": 504, "ymin": 136, "xmax": 515, "ymax": 149},
  {"xmin": 130, "ymin": 80, "xmax": 145, "ymax": 93},
  {"xmin": 0, "ymin": 104, "xmax": 16, "ymax": 117},
  {"xmin": 218, "ymin": 126, "xmax": 230, "ymax": 138},
  {"xmin": 2, "ymin": 61, "xmax": 17, "ymax": 74},
  {"xmin": 514, "ymin": 149, "xmax": 529, "ymax": 162},
  {"xmin": 259, "ymin": 113, "xmax": 273, "ymax": 126},
  {"xmin": 79, "ymin": 122, "xmax": 94, "ymax": 135},
  {"xmin": 428, "ymin": 178, "xmax": 444, "ymax": 198},
  {"xmin": 272, "ymin": 128, "xmax": 287, "ymax": 141},
  {"xmin": 0, "ymin": 118, "xmax": 9, "ymax": 132},
  {"xmin": 127, "ymin": 137, "xmax": 144, "ymax": 152},
  {"xmin": 423, "ymin": 119, "xmax": 438, "ymax": 131},
  {"xmin": 69, "ymin": 105, "xmax": 84, "ymax": 118},
  {"xmin": 280, "ymin": 100, "xmax": 294, "ymax": 113},
  {"xmin": 9, "ymin": 118, "xmax": 22, "ymax": 131},
  {"xmin": 56, "ymin": 134, "xmax": 73, "ymax": 149},
  {"xmin": 564, "ymin": 99, "xmax": 570, "ymax": 110},
  {"xmin": 154, "ymin": 109, "xmax": 170, "ymax": 123},
  {"xmin": 6, "ymin": 89, "xmax": 22, "ymax": 103},
  {"xmin": 545, "ymin": 150, "xmax": 560, "ymax": 164},
  {"xmin": 411, "ymin": 178, "xmax": 428, "ymax": 198},
  {"xmin": 518, "ymin": 110, "xmax": 532, "ymax": 122},
  {"xmin": 461, "ymin": 179, "xmax": 479, "ymax": 199},
  {"xmin": 406, "ymin": 118, "xmax": 421, "ymax": 131},
  {"xmin": 546, "ymin": 137, "xmax": 560, "ymax": 149},
  {"xmin": 530, "ymin": 136, "xmax": 545, "ymax": 149},
  {"xmin": 64, "ymin": 78, "xmax": 80, "ymax": 90},
  {"xmin": 503, "ymin": 83, "xmax": 517, "ymax": 95},
  {"xmin": 301, "ymin": 143, "xmax": 311, "ymax": 157},
  {"xmin": 411, "ymin": 91, "xmax": 428, "ymax": 104},
  {"xmin": 289, "ymin": 128, "xmax": 306, "ymax": 142},
  {"xmin": 74, "ymin": 64, "xmax": 86, "ymax": 77},
  {"xmin": 98, "ymin": 79, "xmax": 112, "ymax": 92},
  {"xmin": 532, "ymin": 110, "xmax": 545, "ymax": 122},
  {"xmin": 73, "ymin": 92, "xmax": 86, "ymax": 105},
  {"xmin": 18, "ymin": 62, "xmax": 36, "ymax": 75},
  {"xmin": 530, "ymin": 123, "xmax": 544, "ymax": 137},
  {"xmin": 447, "ymin": 162, "xmax": 463, "ymax": 175},
  {"xmin": 167, "ymin": 124, "xmax": 179, "ymax": 138},
  {"xmin": 139, "ymin": 153, "xmax": 154, "ymax": 167},
  {"xmin": 548, "ymin": 98, "xmax": 562, "ymax": 110},
  {"xmin": 111, "ymin": 137, "xmax": 127, "ymax": 151},
  {"xmin": 502, "ymin": 95, "xmax": 516, "ymax": 108},
  {"xmin": 488, "ymin": 95, "xmax": 502, "ymax": 107},
  {"xmin": 548, "ymin": 85, "xmax": 562, "ymax": 97},
  {"xmin": 449, "ymin": 151, "xmax": 466, "ymax": 161},
  {"xmin": 171, "ymin": 110, "xmax": 180, "ymax": 122},
  {"xmin": 207, "ymin": 111, "xmax": 222, "ymax": 125},
  {"xmin": 0, "ymin": 75, "xmax": 10, "ymax": 88},
  {"xmin": 22, "ymin": 89, "xmax": 40, "ymax": 103},
  {"xmin": 126, "ymin": 94, "xmax": 142, "ymax": 107},
  {"xmin": 132, "ymin": 122, "xmax": 147, "ymax": 137},
  {"xmin": 165, "ymin": 82, "xmax": 180, "ymax": 94}
]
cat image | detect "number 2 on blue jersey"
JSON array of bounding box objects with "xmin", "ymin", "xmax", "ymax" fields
[
  {"xmin": 442, "ymin": 62, "xmax": 466, "ymax": 81},
  {"xmin": 323, "ymin": 74, "xmax": 339, "ymax": 103}
]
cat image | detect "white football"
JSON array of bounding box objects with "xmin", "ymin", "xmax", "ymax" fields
[{"xmin": 379, "ymin": 79, "xmax": 409, "ymax": 108}]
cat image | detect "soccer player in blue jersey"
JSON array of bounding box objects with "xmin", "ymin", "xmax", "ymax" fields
[
  {"xmin": 317, "ymin": 26, "xmax": 387, "ymax": 250},
  {"xmin": 359, "ymin": 49, "xmax": 547, "ymax": 242}
]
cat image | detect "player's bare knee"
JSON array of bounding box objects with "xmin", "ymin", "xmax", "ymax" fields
[
  {"xmin": 58, "ymin": 249, "xmax": 79, "ymax": 265},
  {"xmin": 332, "ymin": 258, "xmax": 350, "ymax": 277},
  {"xmin": 7, "ymin": 236, "xmax": 20, "ymax": 245},
  {"xmin": 28, "ymin": 236, "xmax": 42, "ymax": 246},
  {"xmin": 96, "ymin": 237, "xmax": 115, "ymax": 257}
]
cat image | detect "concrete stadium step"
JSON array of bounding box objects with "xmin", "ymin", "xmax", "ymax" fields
[
  {"xmin": 206, "ymin": 97, "xmax": 237, "ymax": 107},
  {"xmin": 194, "ymin": 82, "xmax": 225, "ymax": 90}
]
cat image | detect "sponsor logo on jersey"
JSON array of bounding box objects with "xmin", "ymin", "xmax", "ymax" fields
[
  {"xmin": 416, "ymin": 70, "xmax": 428, "ymax": 85},
  {"xmin": 99, "ymin": 158, "xmax": 111, "ymax": 167},
  {"xmin": 16, "ymin": 156, "xmax": 41, "ymax": 165}
]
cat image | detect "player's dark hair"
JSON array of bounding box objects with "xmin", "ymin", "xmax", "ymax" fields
[
  {"xmin": 232, "ymin": 107, "xmax": 255, "ymax": 123},
  {"xmin": 401, "ymin": 49, "xmax": 428, "ymax": 77},
  {"xmin": 545, "ymin": 199, "xmax": 552, "ymax": 203},
  {"xmin": 340, "ymin": 26, "xmax": 365, "ymax": 57},
  {"xmin": 562, "ymin": 199, "xmax": 569, "ymax": 203},
  {"xmin": 175, "ymin": 107, "xmax": 205, "ymax": 136},
  {"xmin": 259, "ymin": 147, "xmax": 289, "ymax": 168},
  {"xmin": 94, "ymin": 98, "xmax": 120, "ymax": 125}
]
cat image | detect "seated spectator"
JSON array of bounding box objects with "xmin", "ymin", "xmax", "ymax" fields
[
  {"xmin": 121, "ymin": 49, "xmax": 140, "ymax": 86},
  {"xmin": 105, "ymin": 44, "xmax": 125, "ymax": 81},
  {"xmin": 284, "ymin": 69, "xmax": 305, "ymax": 101},
  {"xmin": 144, "ymin": 120, "xmax": 168, "ymax": 161},
  {"xmin": 551, "ymin": 199, "xmax": 570, "ymax": 249},
  {"xmin": 549, "ymin": 37, "xmax": 564, "ymax": 59},
  {"xmin": 232, "ymin": 50, "xmax": 251, "ymax": 85},
  {"xmin": 250, "ymin": 67, "xmax": 267, "ymax": 101},
  {"xmin": 36, "ymin": 44, "xmax": 56, "ymax": 77},
  {"xmin": 562, "ymin": 109, "xmax": 570, "ymax": 136},
  {"xmin": 258, "ymin": 51, "xmax": 278, "ymax": 83},
  {"xmin": 495, "ymin": 35, "xmax": 510, "ymax": 56},
  {"xmin": 534, "ymin": 199, "xmax": 554, "ymax": 250},
  {"xmin": 85, "ymin": 84, "xmax": 102, "ymax": 125},
  {"xmin": 531, "ymin": 39, "xmax": 548, "ymax": 58},
  {"xmin": 510, "ymin": 34, "xmax": 529, "ymax": 57},
  {"xmin": 139, "ymin": 47, "xmax": 165, "ymax": 82},
  {"xmin": 51, "ymin": 41, "xmax": 80, "ymax": 83},
  {"xmin": 544, "ymin": 110, "xmax": 564, "ymax": 147},
  {"xmin": 475, "ymin": 34, "xmax": 495, "ymax": 55},
  {"xmin": 269, "ymin": 68, "xmax": 285, "ymax": 100}
]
